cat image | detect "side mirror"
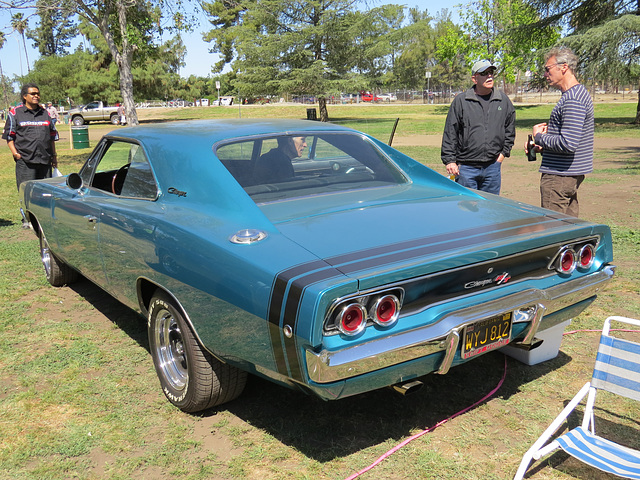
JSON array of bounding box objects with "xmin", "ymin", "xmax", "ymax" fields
[{"xmin": 67, "ymin": 173, "xmax": 84, "ymax": 190}]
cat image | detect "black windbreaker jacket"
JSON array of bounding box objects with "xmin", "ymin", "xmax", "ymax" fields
[{"xmin": 441, "ymin": 87, "xmax": 516, "ymax": 165}]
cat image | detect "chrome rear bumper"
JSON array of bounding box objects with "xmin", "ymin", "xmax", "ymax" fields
[{"xmin": 305, "ymin": 266, "xmax": 615, "ymax": 383}]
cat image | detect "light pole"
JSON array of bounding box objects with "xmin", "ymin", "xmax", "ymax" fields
[{"xmin": 425, "ymin": 71, "xmax": 431, "ymax": 104}]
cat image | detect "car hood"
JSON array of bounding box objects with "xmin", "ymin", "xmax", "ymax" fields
[{"xmin": 259, "ymin": 185, "xmax": 593, "ymax": 283}]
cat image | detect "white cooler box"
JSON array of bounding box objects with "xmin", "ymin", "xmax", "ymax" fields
[{"xmin": 502, "ymin": 320, "xmax": 571, "ymax": 365}]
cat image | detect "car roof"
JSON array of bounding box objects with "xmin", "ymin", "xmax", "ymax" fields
[
  {"xmin": 98, "ymin": 119, "xmax": 368, "ymax": 211},
  {"xmin": 106, "ymin": 119, "xmax": 354, "ymax": 145}
]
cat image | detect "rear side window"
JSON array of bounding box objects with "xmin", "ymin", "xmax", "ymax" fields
[{"xmin": 215, "ymin": 132, "xmax": 407, "ymax": 202}]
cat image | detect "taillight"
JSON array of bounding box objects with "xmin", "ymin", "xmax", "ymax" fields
[
  {"xmin": 373, "ymin": 295, "xmax": 400, "ymax": 327},
  {"xmin": 578, "ymin": 244, "xmax": 595, "ymax": 269},
  {"xmin": 338, "ymin": 303, "xmax": 367, "ymax": 336},
  {"xmin": 558, "ymin": 248, "xmax": 576, "ymax": 274},
  {"xmin": 325, "ymin": 288, "xmax": 404, "ymax": 336}
]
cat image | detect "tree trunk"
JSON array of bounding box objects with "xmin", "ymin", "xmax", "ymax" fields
[
  {"xmin": 77, "ymin": 0, "xmax": 139, "ymax": 124},
  {"xmin": 21, "ymin": 34, "xmax": 31, "ymax": 73},
  {"xmin": 118, "ymin": 56, "xmax": 139, "ymax": 125},
  {"xmin": 318, "ymin": 97, "xmax": 329, "ymax": 122},
  {"xmin": 635, "ymin": 79, "xmax": 640, "ymax": 124}
]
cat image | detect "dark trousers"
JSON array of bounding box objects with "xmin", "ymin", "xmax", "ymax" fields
[
  {"xmin": 540, "ymin": 173, "xmax": 585, "ymax": 217},
  {"xmin": 15, "ymin": 158, "xmax": 51, "ymax": 191}
]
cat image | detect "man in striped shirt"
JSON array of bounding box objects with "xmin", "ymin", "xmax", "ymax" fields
[{"xmin": 528, "ymin": 47, "xmax": 594, "ymax": 217}]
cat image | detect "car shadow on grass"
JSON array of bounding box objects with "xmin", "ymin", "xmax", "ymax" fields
[
  {"xmin": 68, "ymin": 278, "xmax": 149, "ymax": 349},
  {"xmin": 67, "ymin": 277, "xmax": 574, "ymax": 462},
  {"xmin": 221, "ymin": 346, "xmax": 572, "ymax": 461}
]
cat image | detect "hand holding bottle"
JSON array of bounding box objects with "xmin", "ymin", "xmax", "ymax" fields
[{"xmin": 526, "ymin": 135, "xmax": 537, "ymax": 161}]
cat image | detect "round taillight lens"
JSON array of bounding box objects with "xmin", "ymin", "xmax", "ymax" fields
[
  {"xmin": 373, "ymin": 295, "xmax": 400, "ymax": 327},
  {"xmin": 338, "ymin": 303, "xmax": 367, "ymax": 336},
  {"xmin": 558, "ymin": 249, "xmax": 576, "ymax": 274},
  {"xmin": 578, "ymin": 244, "xmax": 595, "ymax": 269}
]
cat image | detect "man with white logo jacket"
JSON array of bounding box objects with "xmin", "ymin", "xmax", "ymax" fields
[
  {"xmin": 3, "ymin": 83, "xmax": 58, "ymax": 227},
  {"xmin": 441, "ymin": 60, "xmax": 516, "ymax": 195}
]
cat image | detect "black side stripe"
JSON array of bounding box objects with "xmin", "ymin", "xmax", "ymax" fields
[
  {"xmin": 268, "ymin": 215, "xmax": 575, "ymax": 379},
  {"xmin": 282, "ymin": 268, "xmax": 345, "ymax": 381},
  {"xmin": 267, "ymin": 260, "xmax": 328, "ymax": 376}
]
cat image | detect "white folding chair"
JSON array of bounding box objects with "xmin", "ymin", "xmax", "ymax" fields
[{"xmin": 514, "ymin": 316, "xmax": 640, "ymax": 480}]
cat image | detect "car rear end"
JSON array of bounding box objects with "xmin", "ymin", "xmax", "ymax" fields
[{"xmin": 264, "ymin": 197, "xmax": 614, "ymax": 400}]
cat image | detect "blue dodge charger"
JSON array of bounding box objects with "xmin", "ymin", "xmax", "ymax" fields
[{"xmin": 20, "ymin": 119, "xmax": 615, "ymax": 412}]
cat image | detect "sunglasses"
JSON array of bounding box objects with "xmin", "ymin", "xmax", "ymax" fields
[
  {"xmin": 27, "ymin": 92, "xmax": 41, "ymax": 97},
  {"xmin": 476, "ymin": 69, "xmax": 496, "ymax": 77},
  {"xmin": 544, "ymin": 62, "xmax": 566, "ymax": 73}
]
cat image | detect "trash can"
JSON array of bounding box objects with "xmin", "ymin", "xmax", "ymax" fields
[
  {"xmin": 71, "ymin": 126, "xmax": 90, "ymax": 149},
  {"xmin": 306, "ymin": 108, "xmax": 317, "ymax": 120}
]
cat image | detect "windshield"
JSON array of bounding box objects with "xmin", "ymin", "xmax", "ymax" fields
[{"xmin": 215, "ymin": 132, "xmax": 407, "ymax": 202}]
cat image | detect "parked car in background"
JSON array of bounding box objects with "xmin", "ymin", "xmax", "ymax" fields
[
  {"xmin": 20, "ymin": 119, "xmax": 615, "ymax": 412},
  {"xmin": 361, "ymin": 91, "xmax": 382, "ymax": 102},
  {"xmin": 213, "ymin": 96, "xmax": 234, "ymax": 106},
  {"xmin": 378, "ymin": 93, "xmax": 398, "ymax": 102},
  {"xmin": 68, "ymin": 101, "xmax": 120, "ymax": 126}
]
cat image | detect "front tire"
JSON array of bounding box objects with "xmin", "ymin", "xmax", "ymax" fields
[
  {"xmin": 148, "ymin": 292, "xmax": 247, "ymax": 412},
  {"xmin": 72, "ymin": 116, "xmax": 85, "ymax": 126},
  {"xmin": 39, "ymin": 233, "xmax": 79, "ymax": 287}
]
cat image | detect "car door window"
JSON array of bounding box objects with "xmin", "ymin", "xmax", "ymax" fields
[
  {"xmin": 119, "ymin": 146, "xmax": 158, "ymax": 199},
  {"xmin": 85, "ymin": 141, "xmax": 157, "ymax": 199}
]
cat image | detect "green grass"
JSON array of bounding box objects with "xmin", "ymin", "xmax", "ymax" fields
[{"xmin": 0, "ymin": 102, "xmax": 638, "ymax": 480}]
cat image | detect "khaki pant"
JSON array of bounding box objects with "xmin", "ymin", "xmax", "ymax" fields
[{"xmin": 540, "ymin": 173, "xmax": 585, "ymax": 217}]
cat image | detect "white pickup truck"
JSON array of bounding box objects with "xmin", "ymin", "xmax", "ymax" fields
[{"xmin": 68, "ymin": 101, "xmax": 120, "ymax": 126}]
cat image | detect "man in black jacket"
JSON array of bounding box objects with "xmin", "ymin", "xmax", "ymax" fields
[
  {"xmin": 441, "ymin": 60, "xmax": 515, "ymax": 195},
  {"xmin": 2, "ymin": 83, "xmax": 58, "ymax": 227}
]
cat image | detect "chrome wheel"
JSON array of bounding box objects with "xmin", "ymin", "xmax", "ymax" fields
[
  {"xmin": 148, "ymin": 293, "xmax": 247, "ymax": 411},
  {"xmin": 153, "ymin": 307, "xmax": 188, "ymax": 392},
  {"xmin": 38, "ymin": 232, "xmax": 79, "ymax": 286},
  {"xmin": 40, "ymin": 235, "xmax": 53, "ymax": 278}
]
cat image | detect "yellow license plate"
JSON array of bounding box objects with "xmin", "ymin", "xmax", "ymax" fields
[{"xmin": 462, "ymin": 312, "xmax": 512, "ymax": 359}]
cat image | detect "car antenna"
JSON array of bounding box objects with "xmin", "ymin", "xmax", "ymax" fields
[{"xmin": 388, "ymin": 118, "xmax": 399, "ymax": 146}]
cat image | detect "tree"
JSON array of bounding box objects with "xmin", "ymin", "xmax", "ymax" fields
[
  {"xmin": 11, "ymin": 12, "xmax": 31, "ymax": 73},
  {"xmin": 526, "ymin": 0, "xmax": 640, "ymax": 123},
  {"xmin": 4, "ymin": 0, "xmax": 192, "ymax": 125},
  {"xmin": 435, "ymin": 18, "xmax": 471, "ymax": 95},
  {"xmin": 202, "ymin": 0, "xmax": 381, "ymax": 120},
  {"xmin": 392, "ymin": 8, "xmax": 436, "ymax": 93},
  {"xmin": 20, "ymin": 33, "xmax": 188, "ymax": 106},
  {"xmin": 458, "ymin": 0, "xmax": 559, "ymax": 88},
  {"xmin": 27, "ymin": 0, "xmax": 76, "ymax": 56},
  {"xmin": 0, "ymin": 31, "xmax": 10, "ymax": 108}
]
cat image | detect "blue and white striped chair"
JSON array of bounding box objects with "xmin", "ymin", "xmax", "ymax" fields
[{"xmin": 514, "ymin": 316, "xmax": 640, "ymax": 480}]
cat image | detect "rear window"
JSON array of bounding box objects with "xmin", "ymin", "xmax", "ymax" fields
[{"xmin": 215, "ymin": 132, "xmax": 407, "ymax": 202}]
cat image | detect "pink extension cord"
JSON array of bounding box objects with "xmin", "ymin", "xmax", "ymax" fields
[
  {"xmin": 344, "ymin": 328, "xmax": 640, "ymax": 480},
  {"xmin": 344, "ymin": 355, "xmax": 508, "ymax": 480}
]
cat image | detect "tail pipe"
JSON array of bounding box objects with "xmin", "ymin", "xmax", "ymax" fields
[{"xmin": 392, "ymin": 379, "xmax": 424, "ymax": 396}]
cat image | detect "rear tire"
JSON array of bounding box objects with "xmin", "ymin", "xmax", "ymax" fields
[
  {"xmin": 148, "ymin": 292, "xmax": 247, "ymax": 412},
  {"xmin": 39, "ymin": 233, "xmax": 79, "ymax": 287},
  {"xmin": 110, "ymin": 113, "xmax": 119, "ymax": 125}
]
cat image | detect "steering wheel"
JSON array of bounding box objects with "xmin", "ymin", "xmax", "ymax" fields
[{"xmin": 111, "ymin": 164, "xmax": 130, "ymax": 195}]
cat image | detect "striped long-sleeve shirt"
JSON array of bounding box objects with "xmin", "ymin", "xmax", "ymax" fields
[{"xmin": 535, "ymin": 84, "xmax": 594, "ymax": 176}]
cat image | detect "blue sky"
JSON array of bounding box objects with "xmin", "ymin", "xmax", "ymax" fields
[{"xmin": 1, "ymin": 0, "xmax": 460, "ymax": 79}]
